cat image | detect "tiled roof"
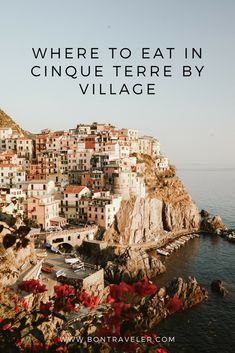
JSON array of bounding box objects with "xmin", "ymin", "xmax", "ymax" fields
[
  {"xmin": 65, "ymin": 185, "xmax": 87, "ymax": 194},
  {"xmin": 0, "ymin": 163, "xmax": 17, "ymax": 167}
]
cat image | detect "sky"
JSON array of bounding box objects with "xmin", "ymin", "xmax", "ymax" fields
[{"xmin": 0, "ymin": 0, "xmax": 234, "ymax": 166}]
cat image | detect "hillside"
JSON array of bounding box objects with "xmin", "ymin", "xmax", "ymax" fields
[{"xmin": 0, "ymin": 109, "xmax": 31, "ymax": 137}]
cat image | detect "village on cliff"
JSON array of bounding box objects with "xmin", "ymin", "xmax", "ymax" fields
[
  {"xmin": 0, "ymin": 119, "xmax": 174, "ymax": 290},
  {"xmin": 0, "ymin": 113, "xmax": 230, "ymax": 352},
  {"xmin": 0, "ymin": 121, "xmax": 169, "ymax": 231},
  {"xmin": 1, "ymin": 113, "xmax": 229, "ymax": 297}
]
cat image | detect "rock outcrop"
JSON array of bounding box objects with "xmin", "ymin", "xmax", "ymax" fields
[
  {"xmin": 146, "ymin": 276, "xmax": 208, "ymax": 327},
  {"xmin": 104, "ymin": 247, "xmax": 166, "ymax": 283},
  {"xmin": 104, "ymin": 166, "xmax": 200, "ymax": 245},
  {"xmin": 211, "ymin": 279, "xmax": 228, "ymax": 296},
  {"xmin": 200, "ymin": 215, "xmax": 224, "ymax": 233}
]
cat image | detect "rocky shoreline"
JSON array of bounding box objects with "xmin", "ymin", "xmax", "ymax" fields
[
  {"xmin": 146, "ymin": 276, "xmax": 208, "ymax": 328},
  {"xmin": 200, "ymin": 209, "xmax": 235, "ymax": 242}
]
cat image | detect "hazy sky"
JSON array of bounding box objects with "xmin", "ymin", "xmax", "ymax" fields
[{"xmin": 0, "ymin": 0, "xmax": 234, "ymax": 166}]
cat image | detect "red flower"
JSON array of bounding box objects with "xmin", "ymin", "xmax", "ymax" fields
[
  {"xmin": 54, "ymin": 284, "xmax": 74, "ymax": 298},
  {"xmin": 77, "ymin": 291, "xmax": 89, "ymax": 303},
  {"xmin": 109, "ymin": 282, "xmax": 132, "ymax": 300},
  {"xmin": 14, "ymin": 305, "xmax": 19, "ymax": 313},
  {"xmin": 143, "ymin": 333, "xmax": 154, "ymax": 345},
  {"xmin": 106, "ymin": 295, "xmax": 115, "ymax": 304},
  {"xmin": 53, "ymin": 337, "xmax": 62, "ymax": 344},
  {"xmin": 3, "ymin": 287, "xmax": 10, "ymax": 293},
  {"xmin": 56, "ymin": 346, "xmax": 67, "ymax": 353},
  {"xmin": 109, "ymin": 284, "xmax": 123, "ymax": 300},
  {"xmin": 132, "ymin": 277, "xmax": 157, "ymax": 297},
  {"xmin": 18, "ymin": 279, "xmax": 46, "ymax": 294},
  {"xmin": 112, "ymin": 301, "xmax": 131, "ymax": 316},
  {"xmin": 40, "ymin": 301, "xmax": 52, "ymax": 312},
  {"xmin": 156, "ymin": 348, "xmax": 168, "ymax": 353},
  {"xmin": 20, "ymin": 298, "xmax": 27, "ymax": 309},
  {"xmin": 77, "ymin": 291, "xmax": 99, "ymax": 308},
  {"xmin": 119, "ymin": 281, "xmax": 133, "ymax": 293},
  {"xmin": 2, "ymin": 323, "xmax": 11, "ymax": 331},
  {"xmin": 167, "ymin": 294, "xmax": 182, "ymax": 314},
  {"xmin": 10, "ymin": 294, "xmax": 18, "ymax": 303},
  {"xmin": 16, "ymin": 340, "xmax": 23, "ymax": 347},
  {"xmin": 64, "ymin": 298, "xmax": 76, "ymax": 312}
]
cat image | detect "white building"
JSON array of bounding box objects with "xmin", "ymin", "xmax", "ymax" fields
[
  {"xmin": 0, "ymin": 127, "xmax": 13, "ymax": 140},
  {"xmin": 104, "ymin": 142, "xmax": 120, "ymax": 161},
  {"xmin": 0, "ymin": 163, "xmax": 26, "ymax": 187},
  {"xmin": 155, "ymin": 156, "xmax": 169, "ymax": 170},
  {"xmin": 61, "ymin": 185, "xmax": 91, "ymax": 219},
  {"xmin": 16, "ymin": 137, "xmax": 34, "ymax": 160},
  {"xmin": 76, "ymin": 149, "xmax": 93, "ymax": 171},
  {"xmin": 19, "ymin": 180, "xmax": 56, "ymax": 198},
  {"xmin": 138, "ymin": 136, "xmax": 160, "ymax": 157},
  {"xmin": 87, "ymin": 192, "xmax": 122, "ymax": 228},
  {"xmin": 113, "ymin": 170, "xmax": 146, "ymax": 200}
]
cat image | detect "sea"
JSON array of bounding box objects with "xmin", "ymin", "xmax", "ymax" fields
[{"xmin": 155, "ymin": 166, "xmax": 235, "ymax": 353}]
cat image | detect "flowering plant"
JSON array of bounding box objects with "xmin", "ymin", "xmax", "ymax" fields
[{"xmin": 0, "ymin": 277, "xmax": 180, "ymax": 352}]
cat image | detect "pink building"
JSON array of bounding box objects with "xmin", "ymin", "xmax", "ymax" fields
[{"xmin": 27, "ymin": 195, "xmax": 61, "ymax": 230}]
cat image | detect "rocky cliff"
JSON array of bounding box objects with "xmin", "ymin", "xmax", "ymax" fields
[
  {"xmin": 146, "ymin": 276, "xmax": 208, "ymax": 327},
  {"xmin": 104, "ymin": 247, "xmax": 166, "ymax": 283},
  {"xmin": 0, "ymin": 108, "xmax": 32, "ymax": 137},
  {"xmin": 104, "ymin": 155, "xmax": 200, "ymax": 245}
]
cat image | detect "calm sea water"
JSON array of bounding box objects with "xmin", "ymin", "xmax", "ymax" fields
[{"xmin": 155, "ymin": 167, "xmax": 235, "ymax": 353}]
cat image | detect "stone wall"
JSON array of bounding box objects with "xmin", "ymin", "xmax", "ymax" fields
[{"xmin": 82, "ymin": 268, "xmax": 104, "ymax": 295}]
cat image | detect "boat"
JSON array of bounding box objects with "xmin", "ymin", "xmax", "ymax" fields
[
  {"xmin": 65, "ymin": 257, "xmax": 81, "ymax": 264},
  {"xmin": 157, "ymin": 249, "xmax": 170, "ymax": 256}
]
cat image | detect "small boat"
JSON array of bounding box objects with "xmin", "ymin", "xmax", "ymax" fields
[
  {"xmin": 65, "ymin": 257, "xmax": 81, "ymax": 264},
  {"xmin": 157, "ymin": 249, "xmax": 170, "ymax": 256}
]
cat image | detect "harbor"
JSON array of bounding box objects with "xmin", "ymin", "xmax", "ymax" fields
[{"xmin": 157, "ymin": 233, "xmax": 200, "ymax": 256}]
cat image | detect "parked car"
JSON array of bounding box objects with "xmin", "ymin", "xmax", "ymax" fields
[{"xmin": 47, "ymin": 226, "xmax": 62, "ymax": 232}]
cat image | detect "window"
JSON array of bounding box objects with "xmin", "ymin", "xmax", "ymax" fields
[{"xmin": 52, "ymin": 238, "xmax": 64, "ymax": 243}]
